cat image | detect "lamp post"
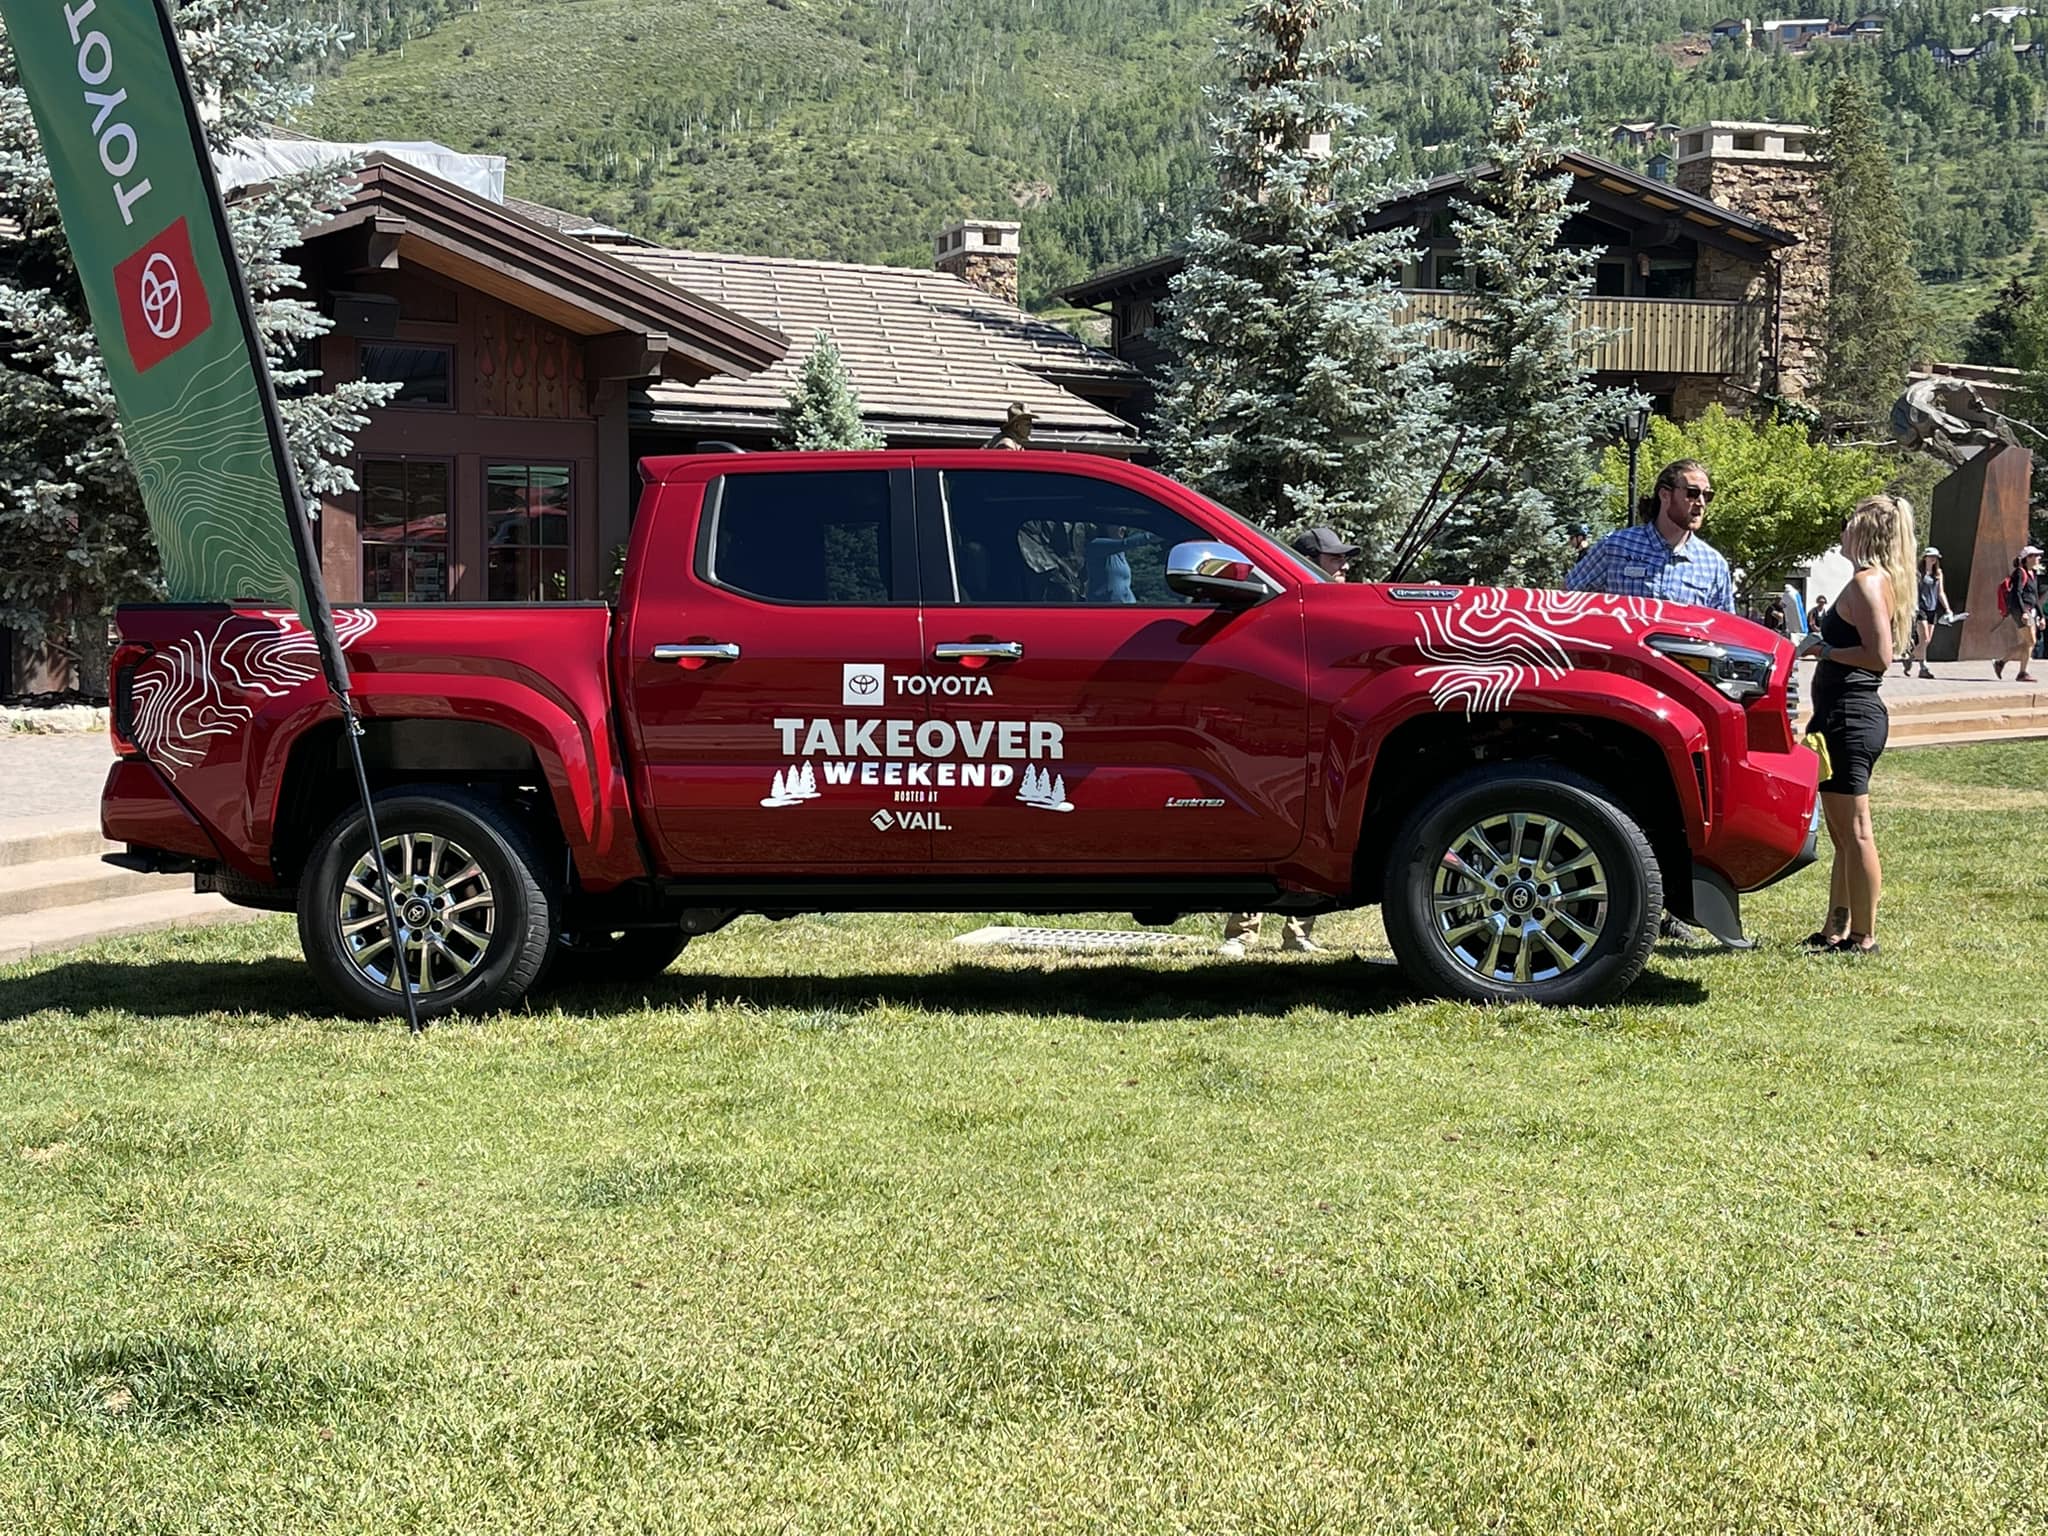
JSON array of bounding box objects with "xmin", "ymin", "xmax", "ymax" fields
[{"xmin": 1620, "ymin": 402, "xmax": 1652, "ymax": 522}]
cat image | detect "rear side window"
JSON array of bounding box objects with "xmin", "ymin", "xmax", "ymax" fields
[
  {"xmin": 703, "ymin": 470, "xmax": 895, "ymax": 604},
  {"xmin": 939, "ymin": 469, "xmax": 1213, "ymax": 605}
]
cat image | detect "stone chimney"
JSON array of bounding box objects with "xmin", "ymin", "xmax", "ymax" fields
[
  {"xmin": 935, "ymin": 218, "xmax": 1021, "ymax": 307},
  {"xmin": 1673, "ymin": 121, "xmax": 1827, "ymax": 402}
]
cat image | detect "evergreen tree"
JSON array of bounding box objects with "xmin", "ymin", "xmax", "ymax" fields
[
  {"xmin": 1818, "ymin": 76, "xmax": 1923, "ymax": 427},
  {"xmin": 1154, "ymin": 0, "xmax": 1473, "ymax": 575},
  {"xmin": 775, "ymin": 331, "xmax": 882, "ymax": 449},
  {"xmin": 1439, "ymin": 0, "xmax": 1638, "ymax": 586},
  {"xmin": 0, "ymin": 0, "xmax": 393, "ymax": 676}
]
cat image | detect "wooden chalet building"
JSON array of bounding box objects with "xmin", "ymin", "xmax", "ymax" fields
[
  {"xmin": 1058, "ymin": 125, "xmax": 1828, "ymax": 427},
  {"xmin": 5, "ymin": 149, "xmax": 1142, "ymax": 690}
]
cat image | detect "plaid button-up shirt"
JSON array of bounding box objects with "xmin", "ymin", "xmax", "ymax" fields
[{"xmin": 1566, "ymin": 521, "xmax": 1734, "ymax": 612}]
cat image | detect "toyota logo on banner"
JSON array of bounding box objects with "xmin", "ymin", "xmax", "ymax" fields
[
  {"xmin": 139, "ymin": 253, "xmax": 182, "ymax": 339},
  {"xmin": 113, "ymin": 217, "xmax": 213, "ymax": 373}
]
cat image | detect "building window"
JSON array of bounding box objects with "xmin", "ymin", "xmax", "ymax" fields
[
  {"xmin": 360, "ymin": 458, "xmax": 451, "ymax": 603},
  {"xmin": 1119, "ymin": 300, "xmax": 1155, "ymax": 340},
  {"xmin": 486, "ymin": 463, "xmax": 573, "ymax": 601},
  {"xmin": 360, "ymin": 343, "xmax": 453, "ymax": 408},
  {"xmin": 1733, "ymin": 132, "xmax": 1760, "ymax": 151}
]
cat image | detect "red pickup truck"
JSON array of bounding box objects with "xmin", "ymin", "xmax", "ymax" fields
[{"xmin": 102, "ymin": 449, "xmax": 1819, "ymax": 1017}]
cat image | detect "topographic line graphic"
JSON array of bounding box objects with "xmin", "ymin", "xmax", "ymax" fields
[
  {"xmin": 125, "ymin": 349, "xmax": 301, "ymax": 606},
  {"xmin": 1418, "ymin": 589, "xmax": 1668, "ymax": 716},
  {"xmin": 129, "ymin": 609, "xmax": 378, "ymax": 777}
]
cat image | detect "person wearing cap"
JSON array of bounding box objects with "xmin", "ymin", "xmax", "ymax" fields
[
  {"xmin": 1996, "ymin": 544, "xmax": 2043, "ymax": 683},
  {"xmin": 1218, "ymin": 526, "xmax": 1358, "ymax": 958},
  {"xmin": 1293, "ymin": 523, "xmax": 1360, "ymax": 578},
  {"xmin": 1906, "ymin": 546, "xmax": 1952, "ymax": 679},
  {"xmin": 985, "ymin": 402, "xmax": 1034, "ymax": 450},
  {"xmin": 1566, "ymin": 522, "xmax": 1593, "ymax": 560}
]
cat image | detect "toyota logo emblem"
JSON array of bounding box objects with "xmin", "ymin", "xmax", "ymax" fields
[
  {"xmin": 139, "ymin": 253, "xmax": 182, "ymax": 340},
  {"xmin": 848, "ymin": 673, "xmax": 879, "ymax": 696}
]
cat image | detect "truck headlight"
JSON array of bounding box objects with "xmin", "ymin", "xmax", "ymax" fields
[{"xmin": 1647, "ymin": 634, "xmax": 1774, "ymax": 703}]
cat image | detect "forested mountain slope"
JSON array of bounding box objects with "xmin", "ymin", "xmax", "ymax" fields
[{"xmin": 301, "ymin": 0, "xmax": 2048, "ymax": 335}]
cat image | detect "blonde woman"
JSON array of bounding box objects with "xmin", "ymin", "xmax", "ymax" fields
[{"xmin": 1799, "ymin": 495, "xmax": 1916, "ymax": 956}]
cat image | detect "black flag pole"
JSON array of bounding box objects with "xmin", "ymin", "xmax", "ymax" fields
[{"xmin": 151, "ymin": 2, "xmax": 422, "ymax": 1031}]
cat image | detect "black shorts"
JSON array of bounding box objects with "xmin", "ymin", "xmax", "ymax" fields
[
  {"xmin": 1811, "ymin": 688, "xmax": 1889, "ymax": 796},
  {"xmin": 1917, "ymin": 608, "xmax": 1939, "ymax": 626}
]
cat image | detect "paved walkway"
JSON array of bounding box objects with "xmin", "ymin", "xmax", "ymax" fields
[
  {"xmin": 0, "ymin": 732, "xmax": 114, "ymax": 834},
  {"xmin": 1797, "ymin": 657, "xmax": 2047, "ymax": 703}
]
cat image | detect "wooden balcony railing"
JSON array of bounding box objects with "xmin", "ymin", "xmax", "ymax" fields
[{"xmin": 1395, "ymin": 290, "xmax": 1770, "ymax": 377}]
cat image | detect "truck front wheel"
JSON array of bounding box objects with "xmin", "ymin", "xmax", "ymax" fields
[
  {"xmin": 298, "ymin": 788, "xmax": 558, "ymax": 1021},
  {"xmin": 1382, "ymin": 765, "xmax": 1661, "ymax": 1007}
]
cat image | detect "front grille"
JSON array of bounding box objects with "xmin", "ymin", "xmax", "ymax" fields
[{"xmin": 1785, "ymin": 663, "xmax": 1801, "ymax": 727}]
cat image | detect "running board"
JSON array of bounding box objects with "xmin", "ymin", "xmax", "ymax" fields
[{"xmin": 651, "ymin": 877, "xmax": 1301, "ymax": 915}]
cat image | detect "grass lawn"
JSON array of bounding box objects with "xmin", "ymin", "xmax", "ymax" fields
[{"xmin": 4, "ymin": 741, "xmax": 2047, "ymax": 1533}]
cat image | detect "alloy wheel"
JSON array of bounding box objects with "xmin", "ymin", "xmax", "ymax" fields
[
  {"xmin": 336, "ymin": 831, "xmax": 496, "ymax": 997},
  {"xmin": 1428, "ymin": 811, "xmax": 1610, "ymax": 987}
]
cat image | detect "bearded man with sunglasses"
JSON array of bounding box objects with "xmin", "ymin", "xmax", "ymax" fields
[
  {"xmin": 1567, "ymin": 458, "xmax": 1739, "ymax": 947},
  {"xmin": 1566, "ymin": 459, "xmax": 1734, "ymax": 613}
]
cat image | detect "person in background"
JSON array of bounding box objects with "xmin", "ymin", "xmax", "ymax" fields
[
  {"xmin": 985, "ymin": 402, "xmax": 1033, "ymax": 450},
  {"xmin": 1566, "ymin": 522, "xmax": 1593, "ymax": 561},
  {"xmin": 1903, "ymin": 546, "xmax": 1952, "ymax": 679},
  {"xmin": 1566, "ymin": 458, "xmax": 1733, "ymax": 611},
  {"xmin": 1799, "ymin": 495, "xmax": 1916, "ymax": 957},
  {"xmin": 1764, "ymin": 596, "xmax": 1788, "ymax": 635},
  {"xmin": 1220, "ymin": 525, "xmax": 1359, "ymax": 958},
  {"xmin": 1994, "ymin": 544, "xmax": 2041, "ymax": 683},
  {"xmin": 1084, "ymin": 526, "xmax": 1158, "ymax": 602},
  {"xmin": 1808, "ymin": 593, "xmax": 1829, "ymax": 634},
  {"xmin": 1292, "ymin": 524, "xmax": 1360, "ymax": 579}
]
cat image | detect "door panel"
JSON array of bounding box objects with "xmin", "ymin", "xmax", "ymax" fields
[
  {"xmin": 915, "ymin": 465, "xmax": 1310, "ymax": 867},
  {"xmin": 623, "ymin": 467, "xmax": 934, "ymax": 868}
]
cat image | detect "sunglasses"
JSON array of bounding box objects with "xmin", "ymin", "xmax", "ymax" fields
[{"xmin": 1672, "ymin": 484, "xmax": 1714, "ymax": 503}]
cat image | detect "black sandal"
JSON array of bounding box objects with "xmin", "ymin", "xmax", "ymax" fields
[
  {"xmin": 1798, "ymin": 930, "xmax": 1841, "ymax": 950},
  {"xmin": 1826, "ymin": 936, "xmax": 1880, "ymax": 956}
]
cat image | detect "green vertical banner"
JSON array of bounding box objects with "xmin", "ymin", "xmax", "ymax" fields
[{"xmin": 1, "ymin": 0, "xmax": 348, "ymax": 684}]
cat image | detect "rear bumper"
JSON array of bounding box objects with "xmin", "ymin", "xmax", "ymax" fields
[{"xmin": 100, "ymin": 759, "xmax": 221, "ymax": 863}]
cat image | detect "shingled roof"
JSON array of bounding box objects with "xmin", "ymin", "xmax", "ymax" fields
[{"xmin": 591, "ymin": 241, "xmax": 1141, "ymax": 452}]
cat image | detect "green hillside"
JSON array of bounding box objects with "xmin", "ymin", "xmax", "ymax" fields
[{"xmin": 303, "ymin": 0, "xmax": 2048, "ymax": 337}]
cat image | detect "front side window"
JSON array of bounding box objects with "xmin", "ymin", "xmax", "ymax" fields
[
  {"xmin": 705, "ymin": 470, "xmax": 894, "ymax": 604},
  {"xmin": 940, "ymin": 470, "xmax": 1214, "ymax": 605},
  {"xmin": 487, "ymin": 463, "xmax": 573, "ymax": 601},
  {"xmin": 360, "ymin": 457, "xmax": 450, "ymax": 603}
]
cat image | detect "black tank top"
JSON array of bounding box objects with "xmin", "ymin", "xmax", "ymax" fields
[{"xmin": 1813, "ymin": 595, "xmax": 1881, "ymax": 711}]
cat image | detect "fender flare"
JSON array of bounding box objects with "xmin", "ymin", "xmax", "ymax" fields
[
  {"xmin": 1320, "ymin": 667, "xmax": 1713, "ymax": 863},
  {"xmin": 254, "ymin": 673, "xmax": 647, "ymax": 891}
]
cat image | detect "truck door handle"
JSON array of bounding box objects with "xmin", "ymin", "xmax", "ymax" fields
[
  {"xmin": 934, "ymin": 641, "xmax": 1024, "ymax": 663},
  {"xmin": 653, "ymin": 642, "xmax": 741, "ymax": 664}
]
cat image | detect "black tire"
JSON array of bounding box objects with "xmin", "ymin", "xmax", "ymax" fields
[
  {"xmin": 1381, "ymin": 764, "xmax": 1661, "ymax": 1007},
  {"xmin": 296, "ymin": 787, "xmax": 557, "ymax": 1021},
  {"xmin": 545, "ymin": 926, "xmax": 690, "ymax": 987}
]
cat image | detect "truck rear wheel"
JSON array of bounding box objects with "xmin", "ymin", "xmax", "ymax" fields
[
  {"xmin": 1382, "ymin": 765, "xmax": 1660, "ymax": 1007},
  {"xmin": 297, "ymin": 788, "xmax": 557, "ymax": 1021}
]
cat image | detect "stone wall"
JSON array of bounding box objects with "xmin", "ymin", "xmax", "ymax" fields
[{"xmin": 1676, "ymin": 156, "xmax": 1830, "ymax": 401}]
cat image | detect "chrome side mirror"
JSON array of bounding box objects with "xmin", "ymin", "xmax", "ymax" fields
[{"xmin": 1165, "ymin": 541, "xmax": 1279, "ymax": 608}]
